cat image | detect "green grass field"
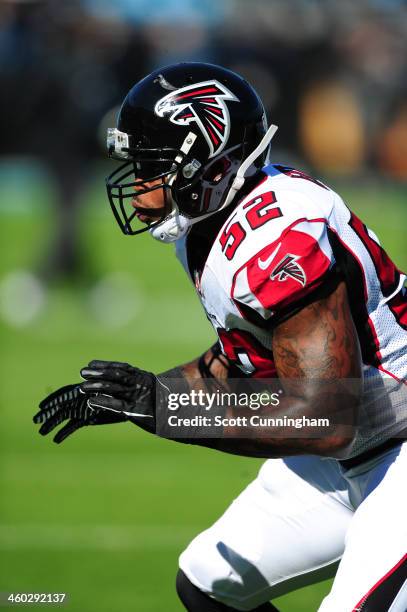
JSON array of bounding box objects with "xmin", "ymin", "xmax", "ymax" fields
[{"xmin": 1, "ymin": 164, "xmax": 406, "ymax": 611}]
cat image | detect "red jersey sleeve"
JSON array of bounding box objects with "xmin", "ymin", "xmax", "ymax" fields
[{"xmin": 231, "ymin": 220, "xmax": 337, "ymax": 322}]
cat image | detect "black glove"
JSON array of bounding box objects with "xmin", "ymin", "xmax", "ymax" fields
[
  {"xmin": 33, "ymin": 383, "xmax": 127, "ymax": 444},
  {"xmin": 80, "ymin": 360, "xmax": 159, "ymax": 433}
]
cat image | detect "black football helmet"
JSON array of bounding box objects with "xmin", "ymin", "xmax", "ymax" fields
[{"xmin": 106, "ymin": 62, "xmax": 277, "ymax": 242}]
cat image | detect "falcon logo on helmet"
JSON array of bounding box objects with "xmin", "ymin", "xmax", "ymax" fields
[
  {"xmin": 270, "ymin": 254, "xmax": 307, "ymax": 287},
  {"xmin": 154, "ymin": 80, "xmax": 239, "ymax": 159}
]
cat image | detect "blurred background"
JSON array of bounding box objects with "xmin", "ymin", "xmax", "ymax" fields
[{"xmin": 0, "ymin": 0, "xmax": 406, "ymax": 610}]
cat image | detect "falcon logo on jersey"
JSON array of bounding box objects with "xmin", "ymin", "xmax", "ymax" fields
[
  {"xmin": 270, "ymin": 254, "xmax": 306, "ymax": 287},
  {"xmin": 154, "ymin": 80, "xmax": 239, "ymax": 158}
]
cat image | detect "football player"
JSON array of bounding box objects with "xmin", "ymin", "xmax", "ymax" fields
[{"xmin": 34, "ymin": 63, "xmax": 407, "ymax": 611}]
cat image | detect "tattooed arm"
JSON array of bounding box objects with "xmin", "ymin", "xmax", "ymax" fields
[{"xmin": 201, "ymin": 280, "xmax": 363, "ymax": 458}]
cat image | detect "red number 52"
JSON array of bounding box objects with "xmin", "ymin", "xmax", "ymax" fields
[{"xmin": 219, "ymin": 191, "xmax": 282, "ymax": 260}]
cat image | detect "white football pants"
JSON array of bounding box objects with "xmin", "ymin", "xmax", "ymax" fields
[{"xmin": 179, "ymin": 442, "xmax": 407, "ymax": 611}]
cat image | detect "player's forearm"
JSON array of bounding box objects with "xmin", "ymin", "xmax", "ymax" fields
[
  {"xmin": 156, "ymin": 362, "xmax": 360, "ymax": 457},
  {"xmin": 201, "ymin": 390, "xmax": 360, "ymax": 458}
]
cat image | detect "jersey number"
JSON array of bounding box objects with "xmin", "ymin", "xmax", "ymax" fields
[{"xmin": 219, "ymin": 192, "xmax": 282, "ymax": 260}]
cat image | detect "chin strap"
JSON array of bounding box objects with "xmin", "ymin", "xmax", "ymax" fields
[
  {"xmin": 220, "ymin": 123, "xmax": 278, "ymax": 211},
  {"xmin": 149, "ymin": 131, "xmax": 198, "ymax": 242}
]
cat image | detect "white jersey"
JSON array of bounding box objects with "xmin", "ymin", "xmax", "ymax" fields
[{"xmin": 176, "ymin": 164, "xmax": 407, "ymax": 458}]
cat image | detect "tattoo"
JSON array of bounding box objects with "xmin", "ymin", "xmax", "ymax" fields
[{"xmin": 273, "ymin": 281, "xmax": 361, "ymax": 380}]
